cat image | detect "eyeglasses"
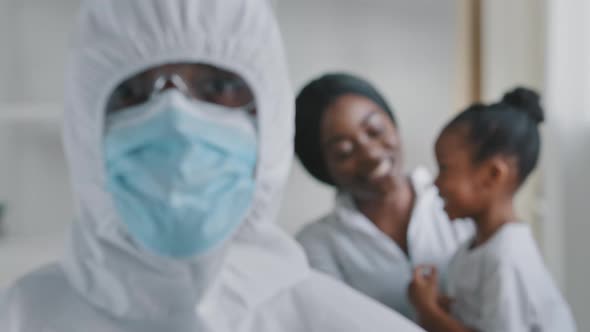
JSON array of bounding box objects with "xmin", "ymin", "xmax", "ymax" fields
[{"xmin": 106, "ymin": 63, "xmax": 255, "ymax": 113}]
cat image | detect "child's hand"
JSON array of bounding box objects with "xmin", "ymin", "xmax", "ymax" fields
[
  {"xmin": 408, "ymin": 265, "xmax": 440, "ymax": 313},
  {"xmin": 438, "ymin": 294, "xmax": 454, "ymax": 313}
]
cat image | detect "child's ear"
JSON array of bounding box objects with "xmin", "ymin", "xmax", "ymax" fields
[{"xmin": 482, "ymin": 157, "xmax": 510, "ymax": 189}]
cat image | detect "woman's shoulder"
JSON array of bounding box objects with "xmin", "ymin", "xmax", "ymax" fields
[{"xmin": 295, "ymin": 212, "xmax": 340, "ymax": 244}]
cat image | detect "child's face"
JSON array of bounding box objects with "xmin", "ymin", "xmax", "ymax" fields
[{"xmin": 434, "ymin": 127, "xmax": 487, "ymax": 220}]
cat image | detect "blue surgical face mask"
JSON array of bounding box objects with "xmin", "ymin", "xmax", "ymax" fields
[{"xmin": 104, "ymin": 90, "xmax": 257, "ymax": 258}]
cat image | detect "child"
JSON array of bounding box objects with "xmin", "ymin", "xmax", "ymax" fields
[{"xmin": 408, "ymin": 87, "xmax": 576, "ymax": 331}]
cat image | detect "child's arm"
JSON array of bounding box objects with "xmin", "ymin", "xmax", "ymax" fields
[
  {"xmin": 408, "ymin": 266, "xmax": 475, "ymax": 332},
  {"xmin": 415, "ymin": 303, "xmax": 475, "ymax": 332}
]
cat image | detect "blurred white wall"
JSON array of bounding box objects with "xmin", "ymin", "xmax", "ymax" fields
[
  {"xmin": 274, "ymin": 0, "xmax": 459, "ymax": 234},
  {"xmin": 0, "ymin": 0, "xmax": 78, "ymax": 102},
  {"xmin": 0, "ymin": 107, "xmax": 71, "ymax": 286},
  {"xmin": 544, "ymin": 0, "xmax": 590, "ymax": 329},
  {"xmin": 0, "ymin": 0, "xmax": 77, "ymax": 286}
]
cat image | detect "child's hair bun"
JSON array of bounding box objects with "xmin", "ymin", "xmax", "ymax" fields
[{"xmin": 501, "ymin": 87, "xmax": 544, "ymax": 124}]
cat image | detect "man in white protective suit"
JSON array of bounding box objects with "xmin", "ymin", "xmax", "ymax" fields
[{"xmin": 0, "ymin": 0, "xmax": 423, "ymax": 331}]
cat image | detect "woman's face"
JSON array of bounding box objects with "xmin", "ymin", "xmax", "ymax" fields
[{"xmin": 320, "ymin": 94, "xmax": 403, "ymax": 200}]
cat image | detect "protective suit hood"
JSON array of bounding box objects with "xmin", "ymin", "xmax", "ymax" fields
[{"xmin": 62, "ymin": 0, "xmax": 307, "ymax": 321}]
